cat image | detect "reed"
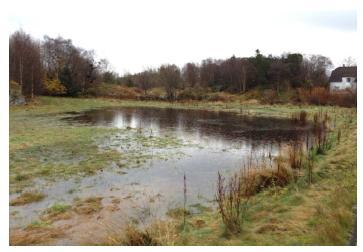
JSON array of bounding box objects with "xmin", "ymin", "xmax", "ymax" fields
[{"xmin": 216, "ymin": 172, "xmax": 247, "ymax": 234}]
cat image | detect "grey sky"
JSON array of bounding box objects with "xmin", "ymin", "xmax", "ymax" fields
[
  {"xmin": 8, "ymin": 0, "xmax": 357, "ymax": 74},
  {"xmin": 289, "ymin": 10, "xmax": 357, "ymax": 31}
]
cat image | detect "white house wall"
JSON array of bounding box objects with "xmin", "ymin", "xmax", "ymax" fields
[{"xmin": 330, "ymin": 81, "xmax": 352, "ymax": 91}]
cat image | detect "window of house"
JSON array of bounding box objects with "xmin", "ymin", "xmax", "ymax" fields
[{"xmin": 346, "ymin": 77, "xmax": 350, "ymax": 82}]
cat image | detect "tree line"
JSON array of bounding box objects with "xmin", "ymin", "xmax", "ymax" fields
[
  {"xmin": 10, "ymin": 30, "xmax": 334, "ymax": 100},
  {"xmin": 10, "ymin": 30, "xmax": 106, "ymax": 98}
]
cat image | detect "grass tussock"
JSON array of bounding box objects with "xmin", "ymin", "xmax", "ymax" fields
[
  {"xmin": 72, "ymin": 197, "xmax": 103, "ymax": 215},
  {"xmin": 10, "ymin": 191, "xmax": 45, "ymax": 206},
  {"xmin": 122, "ymin": 225, "xmax": 160, "ymax": 246},
  {"xmin": 40, "ymin": 203, "xmax": 72, "ymax": 222}
]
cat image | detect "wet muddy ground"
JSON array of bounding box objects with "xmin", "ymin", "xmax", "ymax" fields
[{"xmin": 10, "ymin": 106, "xmax": 315, "ymax": 245}]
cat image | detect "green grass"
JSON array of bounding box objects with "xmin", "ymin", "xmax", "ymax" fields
[
  {"xmin": 11, "ymin": 96, "xmax": 345, "ymax": 194},
  {"xmin": 44, "ymin": 203, "xmax": 71, "ymax": 215},
  {"xmin": 9, "ymin": 96, "xmax": 356, "ymax": 245},
  {"xmin": 26, "ymin": 220, "xmax": 51, "ymax": 229},
  {"xmin": 9, "ymin": 97, "xmax": 186, "ymax": 193},
  {"xmin": 155, "ymin": 109, "xmax": 356, "ymax": 245}
]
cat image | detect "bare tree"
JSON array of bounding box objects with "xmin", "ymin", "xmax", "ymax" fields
[
  {"xmin": 268, "ymin": 59, "xmax": 289, "ymax": 93},
  {"xmin": 182, "ymin": 63, "xmax": 199, "ymax": 88},
  {"xmin": 135, "ymin": 70, "xmax": 153, "ymax": 95},
  {"xmin": 159, "ymin": 64, "xmax": 181, "ymax": 100},
  {"xmin": 9, "ymin": 30, "xmax": 43, "ymax": 99}
]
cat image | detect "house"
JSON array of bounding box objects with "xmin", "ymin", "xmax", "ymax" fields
[{"xmin": 329, "ymin": 66, "xmax": 357, "ymax": 92}]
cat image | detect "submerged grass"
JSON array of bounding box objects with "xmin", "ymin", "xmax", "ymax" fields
[
  {"xmin": 72, "ymin": 197, "xmax": 103, "ymax": 215},
  {"xmin": 9, "ymin": 96, "xmax": 356, "ymax": 245},
  {"xmin": 40, "ymin": 203, "xmax": 72, "ymax": 222},
  {"xmin": 10, "ymin": 191, "xmax": 45, "ymax": 206}
]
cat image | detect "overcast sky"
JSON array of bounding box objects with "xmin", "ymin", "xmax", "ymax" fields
[{"xmin": 8, "ymin": 0, "xmax": 357, "ymax": 74}]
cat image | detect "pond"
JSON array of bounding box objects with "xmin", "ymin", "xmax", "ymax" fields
[
  {"xmin": 10, "ymin": 107, "xmax": 315, "ymax": 242},
  {"xmin": 61, "ymin": 107, "xmax": 313, "ymax": 206}
]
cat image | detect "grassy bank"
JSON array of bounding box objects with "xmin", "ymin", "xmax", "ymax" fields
[
  {"xmin": 9, "ymin": 96, "xmax": 356, "ymax": 245},
  {"xmin": 120, "ymin": 108, "xmax": 356, "ymax": 246}
]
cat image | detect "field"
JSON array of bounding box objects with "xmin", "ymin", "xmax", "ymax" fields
[{"xmin": 9, "ymin": 96, "xmax": 356, "ymax": 245}]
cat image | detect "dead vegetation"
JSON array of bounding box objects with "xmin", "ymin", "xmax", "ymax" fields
[
  {"xmin": 10, "ymin": 191, "xmax": 45, "ymax": 206},
  {"xmin": 72, "ymin": 197, "xmax": 103, "ymax": 215},
  {"xmin": 10, "ymin": 225, "xmax": 65, "ymax": 245},
  {"xmin": 40, "ymin": 203, "xmax": 72, "ymax": 222},
  {"xmin": 215, "ymin": 110, "xmax": 336, "ymax": 235}
]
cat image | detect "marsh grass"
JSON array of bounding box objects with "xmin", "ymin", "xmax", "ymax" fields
[
  {"xmin": 10, "ymin": 191, "xmax": 45, "ymax": 206},
  {"xmin": 41, "ymin": 203, "xmax": 72, "ymax": 222},
  {"xmin": 9, "ymin": 97, "xmax": 356, "ymax": 245},
  {"xmin": 291, "ymin": 110, "xmax": 307, "ymax": 125},
  {"xmin": 216, "ymin": 172, "xmax": 249, "ymax": 234},
  {"xmin": 167, "ymin": 207, "xmax": 191, "ymax": 219},
  {"xmin": 122, "ymin": 225, "xmax": 160, "ymax": 246},
  {"xmin": 72, "ymin": 197, "xmax": 103, "ymax": 215}
]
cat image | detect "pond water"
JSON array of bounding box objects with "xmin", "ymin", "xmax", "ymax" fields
[
  {"xmin": 61, "ymin": 107, "xmax": 313, "ymax": 208},
  {"xmin": 10, "ymin": 107, "xmax": 315, "ymax": 239}
]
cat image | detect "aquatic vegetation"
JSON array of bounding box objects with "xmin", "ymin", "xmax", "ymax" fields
[
  {"xmin": 72, "ymin": 197, "xmax": 103, "ymax": 215},
  {"xmin": 10, "ymin": 191, "xmax": 45, "ymax": 206},
  {"xmin": 166, "ymin": 207, "xmax": 191, "ymax": 219},
  {"xmin": 9, "ymin": 97, "xmax": 356, "ymax": 245},
  {"xmin": 41, "ymin": 203, "xmax": 72, "ymax": 222},
  {"xmin": 10, "ymin": 224, "xmax": 65, "ymax": 245}
]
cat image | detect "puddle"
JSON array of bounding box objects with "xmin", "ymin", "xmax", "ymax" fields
[{"xmin": 10, "ymin": 107, "xmax": 316, "ymax": 243}]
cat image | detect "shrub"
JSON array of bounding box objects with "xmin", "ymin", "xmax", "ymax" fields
[
  {"xmin": 216, "ymin": 172, "xmax": 248, "ymax": 234},
  {"xmin": 297, "ymin": 87, "xmax": 356, "ymax": 107},
  {"xmin": 43, "ymin": 78, "xmax": 67, "ymax": 96},
  {"xmin": 85, "ymin": 83, "xmax": 142, "ymax": 99}
]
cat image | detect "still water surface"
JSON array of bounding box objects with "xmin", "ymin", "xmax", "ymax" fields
[{"xmin": 11, "ymin": 107, "xmax": 313, "ymax": 234}]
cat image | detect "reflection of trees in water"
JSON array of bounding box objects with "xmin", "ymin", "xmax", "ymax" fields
[{"xmin": 65, "ymin": 107, "xmax": 314, "ymax": 146}]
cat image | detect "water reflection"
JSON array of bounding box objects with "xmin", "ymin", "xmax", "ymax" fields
[
  {"xmin": 11, "ymin": 108, "xmax": 316, "ymax": 231},
  {"xmin": 61, "ymin": 107, "xmax": 314, "ymax": 205},
  {"xmin": 64, "ymin": 107, "xmax": 310, "ymax": 145}
]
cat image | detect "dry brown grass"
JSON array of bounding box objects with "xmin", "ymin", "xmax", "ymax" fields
[
  {"xmin": 291, "ymin": 110, "xmax": 308, "ymax": 125},
  {"xmin": 86, "ymin": 83, "xmax": 143, "ymax": 99},
  {"xmin": 72, "ymin": 197, "xmax": 103, "ymax": 215},
  {"xmin": 10, "ymin": 191, "xmax": 45, "ymax": 206},
  {"xmin": 297, "ymin": 87, "xmax": 356, "ymax": 107},
  {"xmin": 40, "ymin": 204, "xmax": 72, "ymax": 223},
  {"xmin": 10, "ymin": 226, "xmax": 65, "ymax": 245}
]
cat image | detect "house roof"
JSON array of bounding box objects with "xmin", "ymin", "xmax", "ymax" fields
[{"xmin": 329, "ymin": 66, "xmax": 357, "ymax": 82}]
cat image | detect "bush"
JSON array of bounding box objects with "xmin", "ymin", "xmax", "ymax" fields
[
  {"xmin": 297, "ymin": 87, "xmax": 356, "ymax": 107},
  {"xmin": 177, "ymin": 86, "xmax": 210, "ymax": 100},
  {"xmin": 43, "ymin": 78, "xmax": 67, "ymax": 96},
  {"xmin": 85, "ymin": 83, "xmax": 142, "ymax": 99},
  {"xmin": 139, "ymin": 87, "xmax": 166, "ymax": 100}
]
